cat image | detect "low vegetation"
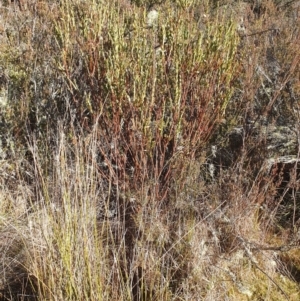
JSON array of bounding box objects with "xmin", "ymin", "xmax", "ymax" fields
[{"xmin": 0, "ymin": 0, "xmax": 299, "ymax": 300}]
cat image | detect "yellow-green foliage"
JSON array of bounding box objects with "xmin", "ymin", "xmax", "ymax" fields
[{"xmin": 50, "ymin": 0, "xmax": 240, "ymax": 201}]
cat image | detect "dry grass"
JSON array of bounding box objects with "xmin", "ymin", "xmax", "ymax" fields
[{"xmin": 0, "ymin": 0, "xmax": 300, "ymax": 300}]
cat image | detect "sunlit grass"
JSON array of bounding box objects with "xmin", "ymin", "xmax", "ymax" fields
[{"xmin": 0, "ymin": 0, "xmax": 300, "ymax": 300}]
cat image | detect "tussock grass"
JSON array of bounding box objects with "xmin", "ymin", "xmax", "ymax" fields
[{"xmin": 0, "ymin": 0, "xmax": 300, "ymax": 300}]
